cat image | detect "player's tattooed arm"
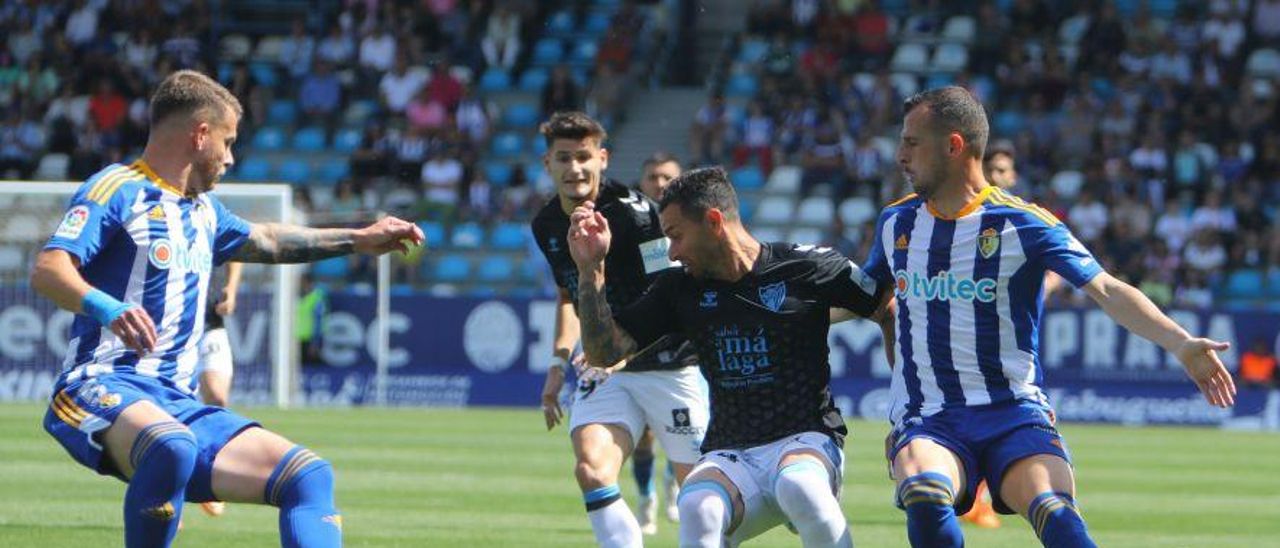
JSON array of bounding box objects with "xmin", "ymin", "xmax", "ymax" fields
[
  {"xmin": 576, "ymin": 276, "xmax": 639, "ymax": 368},
  {"xmin": 231, "ymin": 223, "xmax": 356, "ymax": 263},
  {"xmin": 233, "ymin": 217, "xmax": 424, "ymax": 264}
]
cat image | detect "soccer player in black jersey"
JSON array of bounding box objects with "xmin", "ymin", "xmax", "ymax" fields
[
  {"xmin": 531, "ymin": 112, "xmax": 709, "ymax": 546},
  {"xmin": 568, "ymin": 166, "xmax": 892, "ymax": 547}
]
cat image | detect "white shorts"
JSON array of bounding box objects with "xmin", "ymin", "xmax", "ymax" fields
[
  {"xmin": 568, "ymin": 367, "xmax": 709, "ymax": 464},
  {"xmin": 198, "ymin": 328, "xmax": 234, "ymax": 378},
  {"xmin": 689, "ymin": 431, "xmax": 845, "ymax": 545}
]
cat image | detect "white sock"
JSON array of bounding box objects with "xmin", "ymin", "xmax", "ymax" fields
[
  {"xmin": 774, "ymin": 461, "xmax": 852, "ymax": 548},
  {"xmin": 585, "ymin": 485, "xmax": 643, "ymax": 548},
  {"xmin": 677, "ymin": 482, "xmax": 731, "ymax": 548}
]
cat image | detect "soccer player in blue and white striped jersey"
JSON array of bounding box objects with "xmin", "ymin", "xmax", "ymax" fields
[
  {"xmin": 864, "ymin": 87, "xmax": 1236, "ymax": 548},
  {"xmin": 34, "ymin": 70, "xmax": 424, "ymax": 548}
]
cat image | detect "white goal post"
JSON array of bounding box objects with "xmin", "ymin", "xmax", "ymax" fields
[{"xmin": 0, "ymin": 181, "xmax": 298, "ymax": 408}]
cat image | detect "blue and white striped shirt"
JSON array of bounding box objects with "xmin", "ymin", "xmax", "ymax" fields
[
  {"xmin": 44, "ymin": 160, "xmax": 251, "ymax": 394},
  {"xmin": 864, "ymin": 187, "xmax": 1103, "ymax": 425}
]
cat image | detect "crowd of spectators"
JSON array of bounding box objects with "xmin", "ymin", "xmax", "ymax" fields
[
  {"xmin": 0, "ymin": 0, "xmax": 667, "ymax": 231},
  {"xmin": 705, "ymin": 0, "xmax": 1280, "ymax": 308}
]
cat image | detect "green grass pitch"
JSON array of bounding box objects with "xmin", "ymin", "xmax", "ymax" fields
[{"xmin": 2, "ymin": 404, "xmax": 1278, "ymax": 546}]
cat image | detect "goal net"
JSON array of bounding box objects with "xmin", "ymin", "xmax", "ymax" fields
[{"xmin": 0, "ymin": 181, "xmax": 298, "ymax": 408}]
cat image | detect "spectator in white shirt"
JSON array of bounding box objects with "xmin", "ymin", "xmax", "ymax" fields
[
  {"xmin": 1149, "ymin": 39, "xmax": 1192, "ymax": 84},
  {"xmin": 379, "ymin": 56, "xmax": 428, "ymax": 113},
  {"xmin": 421, "ymin": 148, "xmax": 464, "ymax": 207},
  {"xmin": 359, "ymin": 24, "xmax": 397, "ymax": 73},
  {"xmin": 64, "ymin": 0, "xmax": 100, "ymax": 47},
  {"xmin": 1067, "ymin": 190, "xmax": 1109, "ymax": 244},
  {"xmin": 279, "ymin": 19, "xmax": 316, "ymax": 80},
  {"xmin": 1182, "ymin": 229, "xmax": 1227, "ymax": 275},
  {"xmin": 1190, "ymin": 191, "xmax": 1238, "ymax": 234},
  {"xmin": 1202, "ymin": 10, "xmax": 1246, "ymax": 61},
  {"xmin": 482, "ymin": 6, "xmax": 522, "ymax": 70},
  {"xmin": 1154, "ymin": 194, "xmax": 1195, "ymax": 252},
  {"xmin": 317, "ymin": 24, "xmax": 356, "ymax": 66}
]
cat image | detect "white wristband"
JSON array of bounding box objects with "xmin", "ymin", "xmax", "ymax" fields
[{"xmin": 549, "ymin": 356, "xmax": 569, "ymax": 371}]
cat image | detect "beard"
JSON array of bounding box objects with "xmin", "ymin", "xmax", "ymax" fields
[{"xmin": 192, "ymin": 159, "xmax": 222, "ymax": 195}]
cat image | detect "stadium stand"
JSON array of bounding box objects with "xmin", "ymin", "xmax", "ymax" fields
[{"xmin": 1, "ymin": 0, "xmax": 1277, "ymax": 306}]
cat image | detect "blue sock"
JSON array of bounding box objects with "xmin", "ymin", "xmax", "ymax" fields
[
  {"xmin": 265, "ymin": 446, "xmax": 342, "ymax": 548},
  {"xmin": 1027, "ymin": 491, "xmax": 1096, "ymax": 548},
  {"xmin": 123, "ymin": 422, "xmax": 197, "ymax": 548},
  {"xmin": 898, "ymin": 472, "xmax": 964, "ymax": 548},
  {"xmin": 632, "ymin": 449, "xmax": 655, "ymax": 498}
]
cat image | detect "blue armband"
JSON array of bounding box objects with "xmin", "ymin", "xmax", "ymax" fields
[{"xmin": 82, "ymin": 288, "xmax": 132, "ymax": 326}]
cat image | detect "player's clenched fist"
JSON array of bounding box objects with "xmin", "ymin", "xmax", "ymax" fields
[{"xmin": 568, "ymin": 200, "xmax": 611, "ymax": 270}]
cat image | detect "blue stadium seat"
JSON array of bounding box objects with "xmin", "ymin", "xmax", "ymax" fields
[
  {"xmin": 1224, "ymin": 269, "xmax": 1265, "ymax": 300},
  {"xmin": 236, "ymin": 158, "xmax": 272, "ymax": 181},
  {"xmin": 433, "ymin": 254, "xmax": 471, "ymax": 282},
  {"xmin": 547, "ymin": 10, "xmax": 576, "ymax": 37},
  {"xmin": 502, "ymin": 103, "xmax": 540, "ymax": 129},
  {"xmin": 291, "ymin": 126, "xmax": 326, "ymax": 152},
  {"xmin": 252, "ymin": 127, "xmax": 286, "ymax": 151},
  {"xmin": 725, "ymin": 73, "xmax": 758, "ymax": 98},
  {"xmin": 519, "ymin": 67, "xmax": 549, "ymax": 92},
  {"xmin": 276, "ymin": 159, "xmax": 312, "ymax": 185},
  {"xmin": 570, "ymin": 41, "xmax": 598, "ymax": 66},
  {"xmin": 524, "ymin": 162, "xmax": 545, "ymax": 184},
  {"xmin": 530, "ymin": 136, "xmax": 548, "ymax": 157},
  {"xmin": 519, "ymin": 258, "xmax": 542, "ymax": 282},
  {"xmin": 584, "ymin": 12, "xmax": 611, "ymax": 35},
  {"xmin": 316, "ymin": 159, "xmax": 349, "ymax": 184},
  {"xmin": 490, "ymin": 132, "xmax": 524, "ymax": 159},
  {"xmin": 266, "ymin": 100, "xmax": 296, "ymax": 126},
  {"xmin": 489, "ymin": 222, "xmax": 528, "ymax": 250},
  {"xmin": 450, "ymin": 222, "xmax": 485, "ymax": 248},
  {"xmin": 485, "ymin": 162, "xmax": 514, "ymax": 186},
  {"xmin": 532, "ymin": 38, "xmax": 564, "ymax": 66},
  {"xmin": 479, "ymin": 69, "xmax": 512, "ymax": 92},
  {"xmin": 312, "ymin": 257, "xmax": 348, "ymax": 280},
  {"xmin": 738, "ymin": 39, "xmax": 769, "ymax": 64},
  {"xmin": 250, "ymin": 62, "xmax": 279, "ymax": 89},
  {"xmin": 333, "ymin": 127, "xmax": 363, "ymax": 153},
  {"xmin": 1268, "ymin": 270, "xmax": 1280, "ymax": 299},
  {"xmin": 417, "ymin": 221, "xmax": 447, "ymax": 248},
  {"xmin": 477, "ymin": 256, "xmax": 516, "ymax": 282},
  {"xmin": 993, "ymin": 111, "xmax": 1025, "ymax": 136},
  {"xmin": 738, "ymin": 195, "xmax": 758, "ymax": 222},
  {"xmin": 731, "ymin": 166, "xmax": 765, "ymax": 190}
]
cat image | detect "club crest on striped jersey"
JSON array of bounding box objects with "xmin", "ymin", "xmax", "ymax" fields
[
  {"xmin": 894, "ymin": 234, "xmax": 909, "ymax": 250},
  {"xmin": 147, "ymin": 204, "xmax": 166, "ymax": 221},
  {"xmin": 978, "ymin": 227, "xmax": 1000, "ymax": 259},
  {"xmin": 759, "ymin": 281, "xmax": 787, "ymax": 312}
]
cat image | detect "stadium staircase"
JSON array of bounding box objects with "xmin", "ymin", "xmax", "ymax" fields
[{"xmin": 606, "ymin": 87, "xmax": 707, "ymax": 179}]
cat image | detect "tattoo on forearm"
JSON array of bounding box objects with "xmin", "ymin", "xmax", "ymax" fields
[
  {"xmin": 578, "ymin": 280, "xmax": 636, "ymax": 367},
  {"xmin": 231, "ymin": 223, "xmax": 357, "ymax": 264}
]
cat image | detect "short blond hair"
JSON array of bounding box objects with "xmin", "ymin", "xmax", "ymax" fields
[{"xmin": 149, "ymin": 70, "xmax": 243, "ymax": 127}]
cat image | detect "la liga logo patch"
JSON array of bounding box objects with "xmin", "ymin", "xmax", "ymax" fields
[{"xmin": 54, "ymin": 206, "xmax": 91, "ymax": 239}]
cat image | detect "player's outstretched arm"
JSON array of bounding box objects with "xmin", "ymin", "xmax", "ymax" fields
[
  {"xmin": 1083, "ymin": 272, "xmax": 1236, "ymax": 407},
  {"xmin": 566, "ymin": 201, "xmax": 639, "ymax": 368},
  {"xmin": 31, "ymin": 249, "xmax": 157, "ymax": 354},
  {"xmin": 231, "ymin": 216, "xmax": 425, "ymax": 264}
]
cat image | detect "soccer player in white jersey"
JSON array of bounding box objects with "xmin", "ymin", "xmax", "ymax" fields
[
  {"xmin": 34, "ymin": 70, "xmax": 424, "ymax": 548},
  {"xmin": 863, "ymin": 86, "xmax": 1236, "ymax": 547}
]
